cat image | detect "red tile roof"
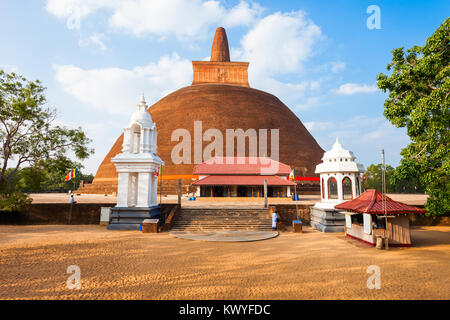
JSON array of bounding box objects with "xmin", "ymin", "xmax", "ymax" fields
[
  {"xmin": 193, "ymin": 157, "xmax": 292, "ymax": 175},
  {"xmin": 334, "ymin": 189, "xmax": 426, "ymax": 214},
  {"xmin": 192, "ymin": 175, "xmax": 296, "ymax": 186}
]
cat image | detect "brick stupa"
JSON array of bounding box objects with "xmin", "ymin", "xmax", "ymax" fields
[{"xmin": 79, "ymin": 27, "xmax": 324, "ymax": 195}]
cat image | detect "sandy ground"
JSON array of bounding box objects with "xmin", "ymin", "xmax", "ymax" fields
[
  {"xmin": 29, "ymin": 193, "xmax": 428, "ymax": 206},
  {"xmin": 0, "ymin": 225, "xmax": 448, "ymax": 300}
]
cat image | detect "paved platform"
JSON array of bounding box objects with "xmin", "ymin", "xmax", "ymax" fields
[
  {"xmin": 29, "ymin": 193, "xmax": 428, "ymax": 206},
  {"xmin": 169, "ymin": 230, "xmax": 279, "ymax": 242},
  {"xmin": 1, "ymin": 225, "xmax": 448, "ymax": 299}
]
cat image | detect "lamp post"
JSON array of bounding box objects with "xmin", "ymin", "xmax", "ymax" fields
[{"xmin": 382, "ymin": 149, "xmax": 389, "ymax": 250}]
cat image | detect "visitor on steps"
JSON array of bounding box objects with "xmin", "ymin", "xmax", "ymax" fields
[
  {"xmin": 272, "ymin": 211, "xmax": 277, "ymax": 230},
  {"xmin": 69, "ymin": 194, "xmax": 77, "ymax": 204}
]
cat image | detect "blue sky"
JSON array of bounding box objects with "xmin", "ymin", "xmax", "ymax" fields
[{"xmin": 0, "ymin": 1, "xmax": 448, "ymax": 174}]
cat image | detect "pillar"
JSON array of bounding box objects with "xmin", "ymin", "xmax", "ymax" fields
[
  {"xmin": 137, "ymin": 172, "xmax": 151, "ymax": 207},
  {"xmin": 116, "ymin": 172, "xmax": 130, "ymax": 207},
  {"xmin": 287, "ymin": 186, "xmax": 291, "ymax": 197},
  {"xmin": 350, "ymin": 174, "xmax": 357, "ymax": 199},
  {"xmin": 122, "ymin": 128, "xmax": 131, "ymax": 153},
  {"xmin": 336, "ymin": 173, "xmax": 343, "ymax": 201},
  {"xmin": 264, "ymin": 179, "xmax": 268, "ymax": 208},
  {"xmin": 152, "ymin": 173, "xmax": 158, "ymax": 205}
]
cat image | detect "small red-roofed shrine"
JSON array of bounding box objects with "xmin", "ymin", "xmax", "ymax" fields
[{"xmin": 335, "ymin": 189, "xmax": 426, "ymax": 247}]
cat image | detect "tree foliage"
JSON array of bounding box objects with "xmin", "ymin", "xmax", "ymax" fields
[
  {"xmin": 377, "ymin": 18, "xmax": 449, "ymax": 216},
  {"xmin": 363, "ymin": 163, "xmax": 424, "ymax": 193},
  {"xmin": 0, "ymin": 70, "xmax": 94, "ymax": 211},
  {"xmin": 18, "ymin": 157, "xmax": 93, "ymax": 192}
]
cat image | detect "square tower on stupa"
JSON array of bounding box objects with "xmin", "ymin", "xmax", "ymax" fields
[{"xmin": 192, "ymin": 27, "xmax": 249, "ymax": 87}]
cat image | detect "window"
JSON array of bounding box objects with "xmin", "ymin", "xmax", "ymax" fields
[
  {"xmin": 130, "ymin": 123, "xmax": 141, "ymax": 154},
  {"xmin": 342, "ymin": 177, "xmax": 353, "ymax": 200},
  {"xmin": 328, "ymin": 177, "xmax": 338, "ymax": 199},
  {"xmin": 351, "ymin": 214, "xmax": 363, "ymax": 225}
]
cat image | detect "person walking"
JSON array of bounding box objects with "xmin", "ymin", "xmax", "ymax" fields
[{"xmin": 272, "ymin": 211, "xmax": 278, "ymax": 230}]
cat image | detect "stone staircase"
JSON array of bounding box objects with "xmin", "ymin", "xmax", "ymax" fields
[{"xmin": 171, "ymin": 207, "xmax": 272, "ymax": 231}]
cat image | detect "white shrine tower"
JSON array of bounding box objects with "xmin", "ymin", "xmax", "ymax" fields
[
  {"xmin": 310, "ymin": 138, "xmax": 364, "ymax": 232},
  {"xmin": 108, "ymin": 94, "xmax": 164, "ymax": 230}
]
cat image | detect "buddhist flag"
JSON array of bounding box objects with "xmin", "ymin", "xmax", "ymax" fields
[
  {"xmin": 64, "ymin": 169, "xmax": 78, "ymax": 182},
  {"xmin": 289, "ymin": 169, "xmax": 295, "ymax": 181},
  {"xmin": 154, "ymin": 165, "xmax": 162, "ymax": 177}
]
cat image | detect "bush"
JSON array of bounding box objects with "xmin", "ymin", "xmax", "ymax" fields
[{"xmin": 0, "ymin": 191, "xmax": 32, "ymax": 212}]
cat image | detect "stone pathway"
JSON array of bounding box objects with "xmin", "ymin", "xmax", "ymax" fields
[{"xmin": 169, "ymin": 230, "xmax": 279, "ymax": 242}]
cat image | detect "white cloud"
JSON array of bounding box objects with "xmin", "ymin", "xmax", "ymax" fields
[
  {"xmin": 78, "ymin": 33, "xmax": 107, "ymax": 51},
  {"xmin": 330, "ymin": 61, "xmax": 346, "ymax": 73},
  {"xmin": 294, "ymin": 96, "xmax": 323, "ymax": 111},
  {"xmin": 45, "ymin": 0, "xmax": 117, "ymax": 19},
  {"xmin": 304, "ymin": 121, "xmax": 334, "ymax": 132},
  {"xmin": 53, "ymin": 53, "xmax": 192, "ymax": 115},
  {"xmin": 46, "ymin": 0, "xmax": 264, "ymax": 38},
  {"xmin": 334, "ymin": 83, "xmax": 378, "ymax": 95},
  {"xmin": 309, "ymin": 116, "xmax": 410, "ymax": 166},
  {"xmin": 235, "ymin": 11, "xmax": 322, "ymax": 78},
  {"xmin": 0, "ymin": 64, "xmax": 19, "ymax": 73},
  {"xmin": 223, "ymin": 1, "xmax": 265, "ymax": 27}
]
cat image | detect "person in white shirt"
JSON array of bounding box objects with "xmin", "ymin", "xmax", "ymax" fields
[
  {"xmin": 69, "ymin": 194, "xmax": 76, "ymax": 204},
  {"xmin": 272, "ymin": 211, "xmax": 278, "ymax": 230}
]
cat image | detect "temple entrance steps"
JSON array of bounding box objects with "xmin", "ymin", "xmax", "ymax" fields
[{"xmin": 171, "ymin": 207, "xmax": 273, "ymax": 231}]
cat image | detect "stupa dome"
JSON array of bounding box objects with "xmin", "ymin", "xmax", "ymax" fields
[
  {"xmin": 82, "ymin": 27, "xmax": 325, "ymax": 194},
  {"xmin": 128, "ymin": 94, "xmax": 153, "ymax": 127},
  {"xmin": 315, "ymin": 138, "xmax": 364, "ymax": 174}
]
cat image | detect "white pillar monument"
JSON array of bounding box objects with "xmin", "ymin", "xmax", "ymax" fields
[
  {"xmin": 310, "ymin": 138, "xmax": 364, "ymax": 232},
  {"xmin": 108, "ymin": 94, "xmax": 164, "ymax": 230}
]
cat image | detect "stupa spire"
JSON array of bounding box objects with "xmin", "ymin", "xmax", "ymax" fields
[
  {"xmin": 210, "ymin": 27, "xmax": 230, "ymax": 62},
  {"xmin": 137, "ymin": 93, "xmax": 147, "ymax": 112}
]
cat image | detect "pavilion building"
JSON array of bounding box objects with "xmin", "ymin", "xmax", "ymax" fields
[
  {"xmin": 310, "ymin": 138, "xmax": 365, "ymax": 232},
  {"xmin": 192, "ymin": 157, "xmax": 296, "ymax": 197}
]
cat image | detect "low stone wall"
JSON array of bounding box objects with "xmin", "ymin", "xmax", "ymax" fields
[
  {"xmin": 0, "ymin": 202, "xmax": 447, "ymax": 226},
  {"xmin": 270, "ymin": 204, "xmax": 312, "ymax": 228},
  {"xmin": 0, "ymin": 203, "xmax": 116, "ymax": 225},
  {"xmin": 269, "ymin": 204, "xmax": 449, "ymax": 228},
  {"xmin": 409, "ymin": 214, "xmax": 449, "ymax": 226}
]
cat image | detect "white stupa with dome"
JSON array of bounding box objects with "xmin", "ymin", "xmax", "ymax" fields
[
  {"xmin": 108, "ymin": 94, "xmax": 164, "ymax": 230},
  {"xmin": 311, "ymin": 138, "xmax": 365, "ymax": 232}
]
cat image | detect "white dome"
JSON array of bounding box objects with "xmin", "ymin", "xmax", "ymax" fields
[
  {"xmin": 128, "ymin": 94, "xmax": 153, "ymax": 127},
  {"xmin": 315, "ymin": 137, "xmax": 364, "ymax": 174},
  {"xmin": 322, "ymin": 137, "xmax": 355, "ymax": 161}
]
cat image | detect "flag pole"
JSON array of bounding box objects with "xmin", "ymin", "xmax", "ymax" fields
[
  {"xmin": 382, "ymin": 149, "xmax": 389, "ymax": 250},
  {"xmin": 159, "ymin": 164, "xmax": 162, "ymax": 205}
]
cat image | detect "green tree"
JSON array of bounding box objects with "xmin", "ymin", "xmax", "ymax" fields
[
  {"xmin": 363, "ymin": 163, "xmax": 424, "ymax": 193},
  {"xmin": 377, "ymin": 18, "xmax": 449, "ymax": 216},
  {"xmin": 17, "ymin": 157, "xmax": 91, "ymax": 192},
  {"xmin": 0, "ymin": 70, "xmax": 94, "ymax": 211},
  {"xmin": 363, "ymin": 164, "xmax": 393, "ymax": 191}
]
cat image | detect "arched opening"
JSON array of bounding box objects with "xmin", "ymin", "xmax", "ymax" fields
[
  {"xmin": 342, "ymin": 176, "xmax": 353, "ymax": 200},
  {"xmin": 130, "ymin": 123, "xmax": 141, "ymax": 154},
  {"xmin": 328, "ymin": 177, "xmax": 338, "ymax": 199}
]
